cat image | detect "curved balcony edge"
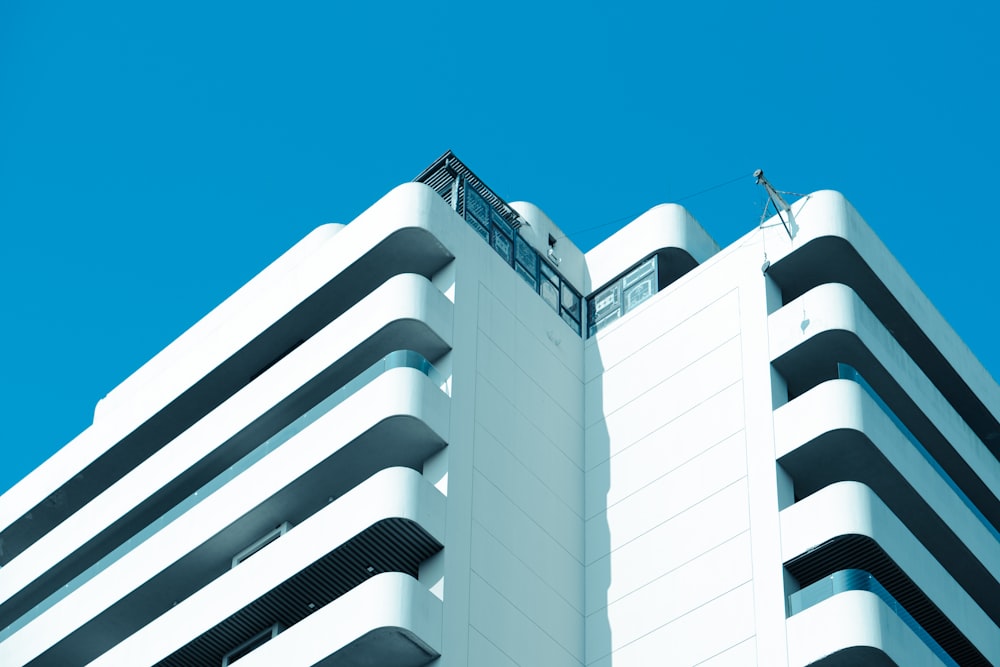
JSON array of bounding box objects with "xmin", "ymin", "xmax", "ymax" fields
[
  {"xmin": 774, "ymin": 379, "xmax": 1000, "ymax": 620},
  {"xmin": 769, "ymin": 282, "xmax": 1000, "ymax": 553},
  {"xmin": 1, "ymin": 369, "xmax": 448, "ymax": 666},
  {"xmin": 762, "ymin": 189, "xmax": 1000, "ymax": 461},
  {"xmin": 237, "ymin": 572, "xmax": 442, "ymax": 667},
  {"xmin": 787, "ymin": 589, "xmax": 950, "ymax": 667},
  {"xmin": 0, "ymin": 271, "xmax": 451, "ymax": 613},
  {"xmin": 583, "ymin": 202, "xmax": 718, "ymax": 295},
  {"xmin": 780, "ymin": 480, "xmax": 997, "ymax": 664},
  {"xmin": 0, "ymin": 180, "xmax": 459, "ymax": 545}
]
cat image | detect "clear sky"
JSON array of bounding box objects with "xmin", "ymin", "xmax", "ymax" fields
[{"xmin": 1, "ymin": 1, "xmax": 998, "ymax": 496}]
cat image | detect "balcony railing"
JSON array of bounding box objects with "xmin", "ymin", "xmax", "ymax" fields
[{"xmin": 788, "ymin": 568, "xmax": 959, "ymax": 667}]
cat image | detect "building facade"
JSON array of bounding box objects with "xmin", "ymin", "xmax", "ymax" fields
[{"xmin": 1, "ymin": 151, "xmax": 998, "ymax": 666}]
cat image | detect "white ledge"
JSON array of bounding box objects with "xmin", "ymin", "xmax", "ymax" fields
[
  {"xmin": 782, "ymin": 481, "xmax": 998, "ymax": 664},
  {"xmin": 7, "ymin": 467, "xmax": 446, "ymax": 667},
  {"xmin": 787, "ymin": 589, "xmax": 948, "ymax": 667},
  {"xmin": 0, "ymin": 273, "xmax": 451, "ymax": 614}
]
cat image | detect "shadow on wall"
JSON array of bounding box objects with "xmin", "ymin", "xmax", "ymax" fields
[{"xmin": 587, "ymin": 349, "xmax": 613, "ymax": 666}]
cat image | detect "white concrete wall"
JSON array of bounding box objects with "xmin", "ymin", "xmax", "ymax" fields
[
  {"xmin": 582, "ymin": 228, "xmax": 785, "ymax": 665},
  {"xmin": 583, "ymin": 293, "xmax": 754, "ymax": 664},
  {"xmin": 454, "ymin": 219, "xmax": 588, "ymax": 666}
]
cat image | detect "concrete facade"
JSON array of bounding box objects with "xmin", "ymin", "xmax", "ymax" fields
[{"xmin": 1, "ymin": 151, "xmax": 998, "ymax": 666}]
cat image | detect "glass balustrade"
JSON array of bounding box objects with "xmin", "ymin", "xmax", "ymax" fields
[
  {"xmin": 837, "ymin": 364, "xmax": 1000, "ymax": 543},
  {"xmin": 788, "ymin": 568, "xmax": 958, "ymax": 667}
]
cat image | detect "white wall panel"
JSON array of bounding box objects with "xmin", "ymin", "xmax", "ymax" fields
[
  {"xmin": 472, "ymin": 522, "xmax": 583, "ymax": 653},
  {"xmin": 586, "ymin": 480, "xmax": 751, "ymax": 615},
  {"xmin": 471, "ymin": 472, "xmax": 583, "ymax": 610},
  {"xmin": 586, "ymin": 337, "xmax": 742, "ymax": 467},
  {"xmin": 583, "ymin": 285, "xmax": 735, "ymax": 383},
  {"xmin": 475, "ymin": 416, "xmax": 580, "ymax": 517},
  {"xmin": 468, "ymin": 627, "xmax": 519, "ymax": 666},
  {"xmin": 478, "ymin": 298, "xmax": 583, "ymax": 419},
  {"xmin": 586, "ymin": 532, "xmax": 752, "ymax": 662},
  {"xmin": 696, "ymin": 638, "xmax": 757, "ymax": 666},
  {"xmin": 474, "ymin": 424, "xmax": 583, "ymax": 560},
  {"xmin": 585, "ymin": 383, "xmax": 743, "ymax": 517},
  {"xmin": 476, "ymin": 341, "xmax": 584, "ymax": 471},
  {"xmin": 586, "ymin": 432, "xmax": 747, "ymax": 562},
  {"xmin": 585, "ymin": 291, "xmax": 740, "ymax": 426},
  {"xmin": 588, "ymin": 583, "xmax": 755, "ymax": 667},
  {"xmin": 470, "ymin": 573, "xmax": 583, "ymax": 667}
]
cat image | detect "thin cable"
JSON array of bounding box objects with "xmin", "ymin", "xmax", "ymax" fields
[
  {"xmin": 759, "ymin": 199, "xmax": 772, "ymax": 227},
  {"xmin": 553, "ymin": 171, "xmax": 753, "ymax": 241},
  {"xmin": 675, "ymin": 173, "xmax": 750, "ymax": 203}
]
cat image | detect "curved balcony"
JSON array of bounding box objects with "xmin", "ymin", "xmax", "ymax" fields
[
  {"xmin": 0, "ymin": 365, "xmax": 449, "ymax": 666},
  {"xmin": 762, "ymin": 190, "xmax": 1000, "ymax": 460},
  {"xmin": 0, "ymin": 272, "xmax": 451, "ymax": 630},
  {"xmin": 0, "ymin": 181, "xmax": 460, "ymax": 570},
  {"xmin": 774, "ymin": 379, "xmax": 1000, "ymax": 622},
  {"xmin": 769, "ymin": 282, "xmax": 1000, "ymax": 535},
  {"xmin": 781, "ymin": 481, "xmax": 996, "ymax": 665},
  {"xmin": 228, "ymin": 572, "xmax": 441, "ymax": 667},
  {"xmin": 1, "ymin": 349, "xmax": 445, "ymax": 647},
  {"xmin": 788, "ymin": 572, "xmax": 955, "ymax": 666},
  {"xmin": 91, "ymin": 468, "xmax": 443, "ymax": 667}
]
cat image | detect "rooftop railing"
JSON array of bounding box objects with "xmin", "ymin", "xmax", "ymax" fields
[{"xmin": 415, "ymin": 151, "xmax": 584, "ymax": 335}]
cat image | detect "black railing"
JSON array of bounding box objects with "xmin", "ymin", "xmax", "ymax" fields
[{"xmin": 415, "ymin": 151, "xmax": 583, "ymax": 335}]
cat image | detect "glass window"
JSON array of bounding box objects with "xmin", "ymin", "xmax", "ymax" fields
[
  {"xmin": 590, "ymin": 309, "xmax": 620, "ymax": 336},
  {"xmin": 561, "ymin": 284, "xmax": 581, "ymax": 321},
  {"xmin": 540, "ymin": 259, "xmax": 558, "ymax": 284},
  {"xmin": 465, "ymin": 185, "xmax": 489, "ymax": 224},
  {"xmin": 540, "ymin": 280, "xmax": 559, "ymax": 311},
  {"xmin": 622, "ymin": 256, "xmax": 656, "ymax": 289},
  {"xmin": 515, "ymin": 234, "xmax": 536, "ymax": 273},
  {"xmin": 561, "ymin": 308, "xmax": 581, "ymax": 334},
  {"xmin": 624, "ymin": 275, "xmax": 655, "ymax": 313},
  {"xmin": 591, "ymin": 283, "xmax": 620, "ymax": 322},
  {"xmin": 490, "ymin": 208, "xmax": 515, "ymax": 239},
  {"xmin": 515, "ymin": 262, "xmax": 537, "ymax": 290},
  {"xmin": 491, "ymin": 228, "xmax": 513, "ymax": 263},
  {"xmin": 585, "ymin": 254, "xmax": 661, "ymax": 337}
]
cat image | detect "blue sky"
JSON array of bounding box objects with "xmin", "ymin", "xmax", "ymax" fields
[{"xmin": 1, "ymin": 0, "xmax": 998, "ymax": 495}]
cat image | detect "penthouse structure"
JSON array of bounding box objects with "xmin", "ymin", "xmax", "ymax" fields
[{"xmin": 1, "ymin": 151, "xmax": 998, "ymax": 666}]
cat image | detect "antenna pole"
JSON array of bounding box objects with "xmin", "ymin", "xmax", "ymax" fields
[{"xmin": 754, "ymin": 169, "xmax": 798, "ymax": 239}]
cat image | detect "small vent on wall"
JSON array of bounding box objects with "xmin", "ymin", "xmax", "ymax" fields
[
  {"xmin": 231, "ymin": 522, "xmax": 292, "ymax": 569},
  {"xmin": 221, "ymin": 623, "xmax": 283, "ymax": 666}
]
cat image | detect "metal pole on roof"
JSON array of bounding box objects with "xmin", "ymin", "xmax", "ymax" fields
[{"xmin": 755, "ymin": 169, "xmax": 799, "ymax": 239}]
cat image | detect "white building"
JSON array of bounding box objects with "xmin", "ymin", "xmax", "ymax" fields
[{"xmin": 1, "ymin": 151, "xmax": 998, "ymax": 666}]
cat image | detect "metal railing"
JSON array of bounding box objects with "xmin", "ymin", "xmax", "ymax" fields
[{"xmin": 415, "ymin": 151, "xmax": 584, "ymax": 335}]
